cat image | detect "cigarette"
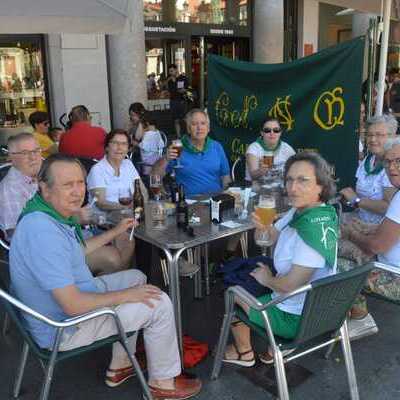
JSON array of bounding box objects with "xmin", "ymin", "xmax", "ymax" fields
[{"xmin": 129, "ymin": 225, "xmax": 135, "ymax": 241}]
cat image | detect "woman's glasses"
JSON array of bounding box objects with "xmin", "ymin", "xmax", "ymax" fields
[
  {"xmin": 383, "ymin": 158, "xmax": 400, "ymax": 169},
  {"xmin": 262, "ymin": 127, "xmax": 282, "ymax": 134}
]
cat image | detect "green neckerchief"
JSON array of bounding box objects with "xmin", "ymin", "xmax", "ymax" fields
[
  {"xmin": 289, "ymin": 204, "xmax": 338, "ymax": 268},
  {"xmin": 20, "ymin": 193, "xmax": 85, "ymax": 246},
  {"xmin": 181, "ymin": 135, "xmax": 212, "ymax": 154},
  {"xmin": 364, "ymin": 153, "xmax": 383, "ymax": 176},
  {"xmin": 256, "ymin": 137, "xmax": 281, "ymax": 152}
]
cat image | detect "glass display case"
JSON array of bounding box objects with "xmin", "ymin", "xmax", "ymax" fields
[{"xmin": 0, "ymin": 35, "xmax": 48, "ymax": 145}]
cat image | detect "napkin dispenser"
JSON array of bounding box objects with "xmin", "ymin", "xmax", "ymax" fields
[{"xmin": 211, "ymin": 193, "xmax": 235, "ymax": 223}]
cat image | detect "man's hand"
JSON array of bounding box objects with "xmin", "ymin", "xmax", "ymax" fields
[
  {"xmin": 76, "ymin": 205, "xmax": 92, "ymax": 225},
  {"xmin": 339, "ymin": 187, "xmax": 357, "ymax": 202},
  {"xmin": 250, "ymin": 263, "xmax": 273, "ymax": 287},
  {"xmin": 113, "ymin": 218, "xmax": 137, "ymax": 236},
  {"xmin": 124, "ymin": 285, "xmax": 163, "ymax": 308},
  {"xmin": 166, "ymin": 145, "xmax": 179, "ymax": 161}
]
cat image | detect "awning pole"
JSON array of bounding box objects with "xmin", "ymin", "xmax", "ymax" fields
[{"xmin": 375, "ymin": 0, "xmax": 392, "ymax": 116}]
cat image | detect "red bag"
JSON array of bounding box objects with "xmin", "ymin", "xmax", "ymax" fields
[{"xmin": 183, "ymin": 334, "xmax": 209, "ymax": 368}]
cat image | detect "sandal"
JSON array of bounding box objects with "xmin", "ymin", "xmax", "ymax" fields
[
  {"xmin": 259, "ymin": 348, "xmax": 295, "ymax": 365},
  {"xmin": 222, "ymin": 342, "xmax": 256, "ymax": 367}
]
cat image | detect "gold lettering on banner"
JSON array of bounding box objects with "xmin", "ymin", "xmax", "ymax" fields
[
  {"xmin": 231, "ymin": 138, "xmax": 248, "ymax": 162},
  {"xmin": 313, "ymin": 87, "xmax": 345, "ymax": 130},
  {"xmin": 215, "ymin": 92, "xmax": 258, "ymax": 128},
  {"xmin": 268, "ymin": 95, "xmax": 295, "ymax": 131}
]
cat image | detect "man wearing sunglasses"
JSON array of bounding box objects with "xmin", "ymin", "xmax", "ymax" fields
[
  {"xmin": 344, "ymin": 137, "xmax": 400, "ymax": 303},
  {"xmin": 29, "ymin": 111, "xmax": 58, "ymax": 158},
  {"xmin": 245, "ymin": 117, "xmax": 295, "ymax": 183}
]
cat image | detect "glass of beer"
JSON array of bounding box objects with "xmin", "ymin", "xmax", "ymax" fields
[
  {"xmin": 172, "ymin": 139, "xmax": 183, "ymax": 168},
  {"xmin": 150, "ymin": 174, "xmax": 162, "ymax": 201},
  {"xmin": 263, "ymin": 152, "xmax": 274, "ymax": 169},
  {"xmin": 254, "ymin": 194, "xmax": 276, "ymax": 255}
]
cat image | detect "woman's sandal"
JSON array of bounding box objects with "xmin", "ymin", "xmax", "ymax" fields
[{"xmin": 222, "ymin": 342, "xmax": 256, "ymax": 367}]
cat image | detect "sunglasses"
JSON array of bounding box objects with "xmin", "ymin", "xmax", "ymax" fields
[{"xmin": 262, "ymin": 127, "xmax": 282, "ymax": 134}]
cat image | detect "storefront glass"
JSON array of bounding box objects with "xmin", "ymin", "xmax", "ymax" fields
[
  {"xmin": 144, "ymin": 0, "xmax": 249, "ymax": 26},
  {"xmin": 0, "ymin": 35, "xmax": 47, "ymax": 144}
]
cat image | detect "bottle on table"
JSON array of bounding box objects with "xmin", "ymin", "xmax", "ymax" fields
[
  {"xmin": 133, "ymin": 178, "xmax": 145, "ymax": 223},
  {"xmin": 176, "ymin": 184, "xmax": 189, "ymax": 229},
  {"xmin": 167, "ymin": 170, "xmax": 179, "ymax": 203}
]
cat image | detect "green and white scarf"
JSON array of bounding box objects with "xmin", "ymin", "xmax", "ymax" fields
[
  {"xmin": 289, "ymin": 205, "xmax": 338, "ymax": 268},
  {"xmin": 256, "ymin": 137, "xmax": 281, "ymax": 152},
  {"xmin": 181, "ymin": 135, "xmax": 212, "ymax": 154},
  {"xmin": 364, "ymin": 153, "xmax": 383, "ymax": 176},
  {"xmin": 20, "ymin": 193, "xmax": 85, "ymax": 246}
]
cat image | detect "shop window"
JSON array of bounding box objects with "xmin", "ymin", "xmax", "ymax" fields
[{"xmin": 0, "ymin": 36, "xmax": 47, "ymax": 134}]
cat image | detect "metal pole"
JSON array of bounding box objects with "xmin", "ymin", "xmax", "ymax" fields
[
  {"xmin": 367, "ymin": 18, "xmax": 377, "ymax": 119},
  {"xmin": 375, "ymin": 0, "xmax": 392, "ymax": 116},
  {"xmin": 199, "ymin": 36, "xmax": 205, "ymax": 108}
]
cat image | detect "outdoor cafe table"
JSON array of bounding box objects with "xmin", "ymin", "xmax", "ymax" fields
[{"xmin": 108, "ymin": 202, "xmax": 255, "ymax": 357}]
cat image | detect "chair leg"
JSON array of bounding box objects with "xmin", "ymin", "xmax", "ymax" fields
[
  {"xmin": 13, "ymin": 342, "xmax": 29, "ymax": 398},
  {"xmin": 119, "ymin": 340, "xmax": 153, "ymax": 400},
  {"xmin": 2, "ymin": 312, "xmax": 10, "ymax": 336},
  {"xmin": 273, "ymin": 349, "xmax": 290, "ymax": 400},
  {"xmin": 340, "ymin": 321, "xmax": 360, "ymax": 400},
  {"xmin": 324, "ymin": 341, "xmax": 336, "ymax": 359},
  {"xmin": 211, "ymin": 311, "xmax": 235, "ymax": 380}
]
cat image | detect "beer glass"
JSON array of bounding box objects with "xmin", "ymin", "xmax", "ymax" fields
[
  {"xmin": 254, "ymin": 194, "xmax": 276, "ymax": 255},
  {"xmin": 263, "ymin": 152, "xmax": 274, "ymax": 169},
  {"xmin": 150, "ymin": 174, "xmax": 162, "ymax": 201},
  {"xmin": 172, "ymin": 139, "xmax": 183, "ymax": 168}
]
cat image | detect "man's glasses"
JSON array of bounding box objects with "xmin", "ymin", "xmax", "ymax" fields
[
  {"xmin": 262, "ymin": 127, "xmax": 282, "ymax": 134},
  {"xmin": 285, "ymin": 176, "xmax": 314, "ymax": 187},
  {"xmin": 383, "ymin": 158, "xmax": 400, "ymax": 169},
  {"xmin": 10, "ymin": 149, "xmax": 42, "ymax": 157}
]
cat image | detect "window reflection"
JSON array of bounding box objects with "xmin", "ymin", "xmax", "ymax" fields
[{"xmin": 143, "ymin": 0, "xmax": 248, "ymax": 26}]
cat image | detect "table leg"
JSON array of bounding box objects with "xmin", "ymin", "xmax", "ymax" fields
[
  {"xmin": 203, "ymin": 244, "xmax": 210, "ymax": 296},
  {"xmin": 193, "ymin": 247, "xmax": 202, "ymax": 299},
  {"xmin": 162, "ymin": 247, "xmax": 185, "ymax": 359}
]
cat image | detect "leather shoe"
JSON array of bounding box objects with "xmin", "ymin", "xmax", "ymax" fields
[{"xmin": 149, "ymin": 375, "xmax": 202, "ymax": 400}]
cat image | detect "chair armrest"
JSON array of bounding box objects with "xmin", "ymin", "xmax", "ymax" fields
[
  {"xmin": 372, "ymin": 261, "xmax": 400, "ymax": 276},
  {"xmin": 227, "ymin": 283, "xmax": 313, "ymax": 312},
  {"xmin": 60, "ymin": 307, "xmax": 118, "ymax": 327}
]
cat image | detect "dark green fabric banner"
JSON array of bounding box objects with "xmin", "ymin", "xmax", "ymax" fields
[{"xmin": 208, "ymin": 37, "xmax": 365, "ymax": 188}]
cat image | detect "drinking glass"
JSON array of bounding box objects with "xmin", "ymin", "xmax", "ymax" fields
[
  {"xmin": 150, "ymin": 174, "xmax": 162, "ymax": 201},
  {"xmin": 172, "ymin": 139, "xmax": 183, "ymax": 168},
  {"xmin": 254, "ymin": 194, "xmax": 276, "ymax": 256},
  {"xmin": 118, "ymin": 187, "xmax": 132, "ymax": 207},
  {"xmin": 263, "ymin": 152, "xmax": 274, "ymax": 169}
]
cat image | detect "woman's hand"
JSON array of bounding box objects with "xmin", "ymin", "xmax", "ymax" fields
[
  {"xmin": 339, "ymin": 187, "xmax": 357, "ymax": 202},
  {"xmin": 250, "ymin": 263, "xmax": 273, "ymax": 287},
  {"xmin": 166, "ymin": 144, "xmax": 179, "ymax": 161}
]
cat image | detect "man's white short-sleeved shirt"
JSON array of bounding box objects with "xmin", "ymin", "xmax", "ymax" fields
[
  {"xmin": 87, "ymin": 157, "xmax": 140, "ymax": 203},
  {"xmin": 245, "ymin": 140, "xmax": 295, "ymax": 181},
  {"xmin": 378, "ymin": 191, "xmax": 400, "ymax": 266},
  {"xmin": 272, "ymin": 207, "xmax": 337, "ymax": 315},
  {"xmin": 355, "ymin": 155, "xmax": 393, "ymax": 224}
]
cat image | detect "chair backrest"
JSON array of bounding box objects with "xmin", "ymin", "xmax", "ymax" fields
[
  {"xmin": 0, "ymin": 229, "xmax": 10, "ymax": 252},
  {"xmin": 0, "ymin": 162, "xmax": 11, "ymax": 182},
  {"xmin": 231, "ymin": 155, "xmax": 246, "ymax": 184},
  {"xmin": 0, "ymin": 276, "xmax": 48, "ymax": 357},
  {"xmin": 292, "ymin": 262, "xmax": 373, "ymax": 347}
]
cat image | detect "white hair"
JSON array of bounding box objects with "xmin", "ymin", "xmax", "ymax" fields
[
  {"xmin": 384, "ymin": 137, "xmax": 400, "ymax": 152},
  {"xmin": 367, "ymin": 113, "xmax": 398, "ymax": 136}
]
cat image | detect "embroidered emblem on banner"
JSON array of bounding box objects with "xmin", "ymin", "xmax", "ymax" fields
[
  {"xmin": 313, "ymin": 87, "xmax": 345, "ymax": 130},
  {"xmin": 268, "ymin": 95, "xmax": 294, "ymax": 131}
]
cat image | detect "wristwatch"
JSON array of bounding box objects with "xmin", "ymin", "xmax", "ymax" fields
[{"xmin": 349, "ymin": 196, "xmax": 361, "ymax": 208}]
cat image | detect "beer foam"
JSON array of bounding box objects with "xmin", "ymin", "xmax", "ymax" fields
[{"xmin": 259, "ymin": 198, "xmax": 276, "ymax": 208}]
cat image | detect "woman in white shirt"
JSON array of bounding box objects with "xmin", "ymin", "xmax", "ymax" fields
[
  {"xmin": 87, "ymin": 129, "xmax": 147, "ymax": 210},
  {"xmin": 245, "ymin": 117, "xmax": 295, "ymax": 182},
  {"xmin": 223, "ymin": 152, "xmax": 338, "ymax": 366},
  {"xmin": 340, "ymin": 114, "xmax": 397, "ymax": 224}
]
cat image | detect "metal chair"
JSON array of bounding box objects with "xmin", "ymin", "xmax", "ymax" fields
[
  {"xmin": 0, "ymin": 278, "xmax": 153, "ymax": 400},
  {"xmin": 231, "ymin": 155, "xmax": 246, "ymax": 184},
  {"xmin": 0, "ymin": 162, "xmax": 11, "ymax": 181},
  {"xmin": 211, "ymin": 262, "xmax": 374, "ymax": 400}
]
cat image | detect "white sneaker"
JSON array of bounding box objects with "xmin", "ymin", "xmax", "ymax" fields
[
  {"xmin": 348, "ymin": 313, "xmax": 379, "ymax": 340},
  {"xmin": 179, "ymin": 259, "xmax": 201, "ymax": 277}
]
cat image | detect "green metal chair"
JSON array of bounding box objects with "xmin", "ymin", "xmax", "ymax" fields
[
  {"xmin": 0, "ymin": 278, "xmax": 153, "ymax": 400},
  {"xmin": 211, "ymin": 262, "xmax": 375, "ymax": 400}
]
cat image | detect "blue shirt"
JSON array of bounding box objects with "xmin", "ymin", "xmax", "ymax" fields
[
  {"xmin": 167, "ymin": 138, "xmax": 230, "ymax": 196},
  {"xmin": 9, "ymin": 212, "xmax": 99, "ymax": 349}
]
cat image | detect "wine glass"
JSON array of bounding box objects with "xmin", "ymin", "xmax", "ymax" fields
[
  {"xmin": 118, "ymin": 187, "xmax": 132, "ymax": 208},
  {"xmin": 254, "ymin": 194, "xmax": 276, "ymax": 256},
  {"xmin": 150, "ymin": 174, "xmax": 162, "ymax": 201},
  {"xmin": 172, "ymin": 139, "xmax": 183, "ymax": 169}
]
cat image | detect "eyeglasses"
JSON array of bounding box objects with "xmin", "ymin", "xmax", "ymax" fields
[
  {"xmin": 10, "ymin": 149, "xmax": 42, "ymax": 157},
  {"xmin": 366, "ymin": 132, "xmax": 387, "ymax": 139},
  {"xmin": 383, "ymin": 158, "xmax": 400, "ymax": 169},
  {"xmin": 262, "ymin": 127, "xmax": 282, "ymax": 134},
  {"xmin": 109, "ymin": 140, "xmax": 129, "ymax": 147},
  {"xmin": 285, "ymin": 176, "xmax": 314, "ymax": 186}
]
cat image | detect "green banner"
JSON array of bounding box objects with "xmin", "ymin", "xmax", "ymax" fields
[{"xmin": 208, "ymin": 37, "xmax": 365, "ymax": 188}]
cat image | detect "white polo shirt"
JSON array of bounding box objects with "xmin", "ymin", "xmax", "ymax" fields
[
  {"xmin": 272, "ymin": 207, "xmax": 337, "ymax": 315},
  {"xmin": 87, "ymin": 157, "xmax": 140, "ymax": 203},
  {"xmin": 355, "ymin": 155, "xmax": 393, "ymax": 224},
  {"xmin": 378, "ymin": 191, "xmax": 400, "ymax": 267},
  {"xmin": 245, "ymin": 140, "xmax": 295, "ymax": 181}
]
